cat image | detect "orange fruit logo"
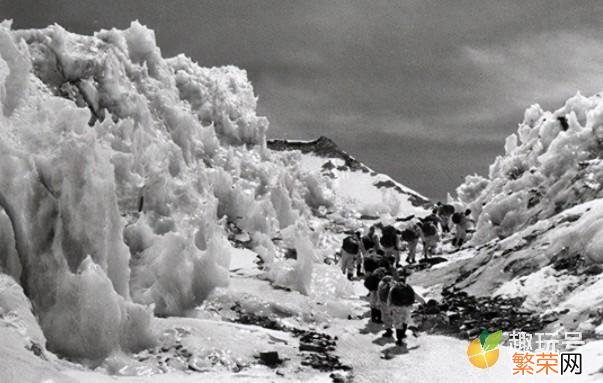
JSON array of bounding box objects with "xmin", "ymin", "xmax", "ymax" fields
[{"xmin": 467, "ymin": 329, "xmax": 502, "ymax": 369}]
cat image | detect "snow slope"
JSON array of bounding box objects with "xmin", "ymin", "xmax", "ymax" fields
[
  {"xmin": 269, "ymin": 137, "xmax": 429, "ymax": 219},
  {"xmin": 397, "ymin": 92, "xmax": 603, "ymax": 379},
  {"xmin": 434, "ymin": 93, "xmax": 603, "ymax": 333},
  {"xmin": 454, "ymin": 93, "xmax": 603, "ymax": 245},
  {"xmin": 3, "ymin": 255, "xmax": 603, "ymax": 382},
  {"xmin": 413, "ymin": 198, "xmax": 603, "ymax": 330}
]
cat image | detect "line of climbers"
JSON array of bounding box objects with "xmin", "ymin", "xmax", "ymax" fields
[
  {"xmin": 338, "ymin": 203, "xmax": 474, "ymax": 280},
  {"xmin": 335, "ymin": 203, "xmax": 474, "ymax": 345},
  {"xmin": 363, "ymin": 263, "xmax": 424, "ymax": 345}
]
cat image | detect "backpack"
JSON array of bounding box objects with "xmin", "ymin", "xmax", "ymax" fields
[
  {"xmin": 424, "ymin": 214, "xmax": 439, "ymax": 224},
  {"xmin": 389, "ymin": 283, "xmax": 415, "ymax": 306},
  {"xmin": 422, "ymin": 222, "xmax": 437, "ymax": 236},
  {"xmin": 441, "ymin": 204, "xmax": 455, "ymax": 215},
  {"xmin": 342, "ymin": 236, "xmax": 359, "ymax": 254},
  {"xmin": 380, "ymin": 225, "xmax": 398, "ymax": 248},
  {"xmin": 361, "ymin": 235, "xmax": 375, "ymax": 250},
  {"xmin": 451, "ymin": 212, "xmax": 463, "ymax": 224},
  {"xmin": 401, "ymin": 228, "xmax": 418, "ymax": 242},
  {"xmin": 363, "ymin": 255, "xmax": 379, "ymax": 274},
  {"xmin": 364, "ymin": 269, "xmax": 386, "ymax": 291}
]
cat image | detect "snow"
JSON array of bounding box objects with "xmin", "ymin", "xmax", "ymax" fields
[
  {"xmin": 453, "ymin": 91, "xmax": 603, "ymax": 245},
  {"xmin": 411, "ymin": 196, "xmax": 603, "ymax": 345},
  {"xmin": 1, "ymin": 17, "xmax": 603, "ymax": 383},
  {"xmin": 229, "ymin": 248, "xmax": 260, "ymax": 275},
  {"xmin": 299, "ymin": 153, "xmax": 428, "ymax": 219},
  {"xmin": 129, "ymin": 232, "xmax": 231, "ymax": 317},
  {"xmin": 43, "ymin": 256, "xmax": 154, "ymax": 361},
  {"xmin": 493, "ymin": 265, "xmax": 582, "ymax": 311},
  {"xmin": 299, "ymin": 154, "xmax": 345, "ymax": 173},
  {"xmin": 547, "ymin": 199, "xmax": 603, "ymax": 264},
  {"xmin": 0, "ymin": 274, "xmax": 46, "ymax": 347},
  {"xmin": 3, "ymin": 206, "xmax": 603, "ymax": 382},
  {"xmin": 561, "ymin": 277, "xmax": 603, "ymax": 313},
  {"xmin": 0, "ymin": 19, "xmax": 348, "ymax": 362},
  {"xmin": 264, "ymin": 235, "xmax": 314, "ymax": 295},
  {"xmin": 5, "ymin": 243, "xmax": 601, "ymax": 382},
  {"xmin": 0, "ymin": 18, "xmax": 391, "ymax": 373}
]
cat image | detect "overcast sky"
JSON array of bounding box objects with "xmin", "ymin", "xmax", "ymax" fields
[{"xmin": 3, "ymin": 1, "xmax": 603, "ymax": 199}]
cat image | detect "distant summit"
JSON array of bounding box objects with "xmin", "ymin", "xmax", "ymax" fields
[
  {"xmin": 269, "ymin": 136, "xmax": 429, "ymax": 208},
  {"xmin": 269, "ymin": 136, "xmax": 367, "ymax": 172}
]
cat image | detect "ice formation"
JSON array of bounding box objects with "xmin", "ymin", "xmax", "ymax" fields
[
  {"xmin": 264, "ymin": 235, "xmax": 315, "ymax": 295},
  {"xmin": 454, "ymin": 92, "xmax": 603, "ymax": 247},
  {"xmin": 0, "ymin": 20, "xmax": 337, "ymax": 361}
]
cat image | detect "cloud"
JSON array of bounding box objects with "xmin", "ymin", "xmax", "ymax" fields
[{"xmin": 462, "ymin": 30, "xmax": 603, "ymax": 108}]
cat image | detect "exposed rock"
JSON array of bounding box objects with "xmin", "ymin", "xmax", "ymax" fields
[
  {"xmin": 414, "ymin": 286, "xmax": 545, "ymax": 338},
  {"xmin": 585, "ymin": 264, "xmax": 603, "ymax": 275},
  {"xmin": 301, "ymin": 352, "xmax": 351, "ymax": 372},
  {"xmin": 299, "ymin": 332, "xmax": 336, "ymax": 353},
  {"xmin": 551, "ymin": 249, "xmax": 583, "ymax": 272},
  {"xmin": 359, "ymin": 214, "xmax": 380, "ymax": 220},
  {"xmin": 296, "ymin": 330, "xmax": 350, "ymax": 372},
  {"xmin": 423, "ymin": 299, "xmax": 441, "ymax": 315},
  {"xmin": 229, "ymin": 304, "xmax": 352, "ymax": 373},
  {"xmin": 257, "ymin": 351, "xmax": 283, "ymax": 367},
  {"xmin": 26, "ymin": 341, "xmax": 46, "ymax": 360},
  {"xmin": 267, "ymin": 137, "xmax": 368, "ymax": 173},
  {"xmin": 284, "ymin": 248, "xmax": 298, "ymax": 260}
]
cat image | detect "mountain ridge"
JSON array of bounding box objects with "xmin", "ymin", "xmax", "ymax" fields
[{"xmin": 268, "ymin": 136, "xmax": 430, "ymax": 208}]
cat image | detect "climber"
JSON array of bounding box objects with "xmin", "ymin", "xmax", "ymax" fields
[
  {"xmin": 437, "ymin": 203, "xmax": 455, "ymax": 233},
  {"xmin": 340, "ymin": 235, "xmax": 360, "ymax": 280},
  {"xmin": 364, "ymin": 248, "xmax": 399, "ymax": 282},
  {"xmin": 369, "ymin": 225, "xmax": 382, "ymax": 253},
  {"xmin": 388, "ymin": 270, "xmax": 425, "ymax": 345},
  {"xmin": 364, "ymin": 267, "xmax": 388, "ymax": 324},
  {"xmin": 361, "ymin": 226, "xmax": 376, "ymax": 253},
  {"xmin": 380, "ymin": 225, "xmax": 401, "ymax": 267},
  {"xmin": 377, "ymin": 275, "xmax": 396, "ymax": 337},
  {"xmin": 452, "ymin": 209, "xmax": 473, "ymax": 248},
  {"xmin": 400, "ymin": 225, "xmax": 420, "ymax": 264},
  {"xmin": 420, "ymin": 220, "xmax": 440, "ymax": 259},
  {"xmin": 423, "ymin": 208, "xmax": 443, "ymax": 232}
]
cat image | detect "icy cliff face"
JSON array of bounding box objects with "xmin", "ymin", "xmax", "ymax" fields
[
  {"xmin": 0, "ymin": 20, "xmax": 336, "ymax": 361},
  {"xmin": 455, "ymin": 92, "xmax": 603, "ymax": 250}
]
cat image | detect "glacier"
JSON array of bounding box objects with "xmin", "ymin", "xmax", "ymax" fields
[
  {"xmin": 455, "ymin": 92, "xmax": 603, "ymax": 253},
  {"xmin": 2, "ymin": 18, "xmax": 603, "ymax": 383},
  {"xmin": 0, "ymin": 19, "xmax": 350, "ymax": 362}
]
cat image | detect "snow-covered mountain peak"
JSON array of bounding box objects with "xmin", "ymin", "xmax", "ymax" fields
[{"xmin": 269, "ymin": 136, "xmax": 429, "ymax": 219}]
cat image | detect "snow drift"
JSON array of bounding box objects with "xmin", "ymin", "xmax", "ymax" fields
[{"xmin": 0, "ymin": 20, "xmax": 337, "ymax": 361}]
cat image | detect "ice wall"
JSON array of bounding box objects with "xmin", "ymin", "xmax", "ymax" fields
[
  {"xmin": 0, "ymin": 20, "xmax": 334, "ymax": 361},
  {"xmin": 455, "ymin": 92, "xmax": 603, "ymax": 244}
]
